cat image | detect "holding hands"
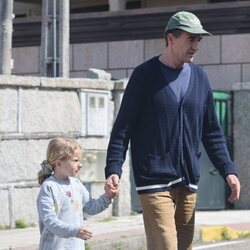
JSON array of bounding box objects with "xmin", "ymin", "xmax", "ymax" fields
[{"xmin": 104, "ymin": 174, "xmax": 120, "ymax": 199}]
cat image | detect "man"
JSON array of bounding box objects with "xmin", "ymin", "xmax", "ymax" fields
[{"xmin": 105, "ymin": 11, "xmax": 240, "ymax": 250}]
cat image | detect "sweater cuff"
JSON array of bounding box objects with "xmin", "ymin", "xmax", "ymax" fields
[
  {"xmin": 70, "ymin": 225, "xmax": 79, "ymax": 237},
  {"xmin": 223, "ymin": 163, "xmax": 238, "ymax": 178},
  {"xmin": 105, "ymin": 165, "xmax": 122, "ymax": 179},
  {"xmin": 101, "ymin": 193, "xmax": 112, "ymax": 204}
]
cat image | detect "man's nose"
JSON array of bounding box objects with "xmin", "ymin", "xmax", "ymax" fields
[{"xmin": 192, "ymin": 41, "xmax": 199, "ymax": 52}]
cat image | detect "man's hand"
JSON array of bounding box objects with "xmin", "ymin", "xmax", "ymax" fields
[
  {"xmin": 104, "ymin": 174, "xmax": 120, "ymax": 199},
  {"xmin": 107, "ymin": 174, "xmax": 120, "ymax": 188},
  {"xmin": 226, "ymin": 174, "xmax": 240, "ymax": 203},
  {"xmin": 104, "ymin": 177, "xmax": 119, "ymax": 199}
]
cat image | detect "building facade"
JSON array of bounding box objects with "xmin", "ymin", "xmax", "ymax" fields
[{"xmin": 0, "ymin": 0, "xmax": 250, "ymax": 227}]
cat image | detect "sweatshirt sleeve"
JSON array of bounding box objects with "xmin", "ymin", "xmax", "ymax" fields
[
  {"xmin": 202, "ymin": 87, "xmax": 238, "ymax": 178},
  {"xmin": 105, "ymin": 67, "xmax": 145, "ymax": 179},
  {"xmin": 37, "ymin": 183, "xmax": 78, "ymax": 238},
  {"xmin": 82, "ymin": 186, "xmax": 111, "ymax": 215}
]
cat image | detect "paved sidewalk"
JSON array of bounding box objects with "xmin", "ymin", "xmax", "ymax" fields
[{"xmin": 0, "ymin": 210, "xmax": 250, "ymax": 250}]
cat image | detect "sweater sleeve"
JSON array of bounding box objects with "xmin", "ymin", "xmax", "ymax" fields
[
  {"xmin": 105, "ymin": 67, "xmax": 145, "ymax": 178},
  {"xmin": 82, "ymin": 188, "xmax": 112, "ymax": 215},
  {"xmin": 37, "ymin": 183, "xmax": 78, "ymax": 238},
  {"xmin": 202, "ymin": 87, "xmax": 238, "ymax": 178}
]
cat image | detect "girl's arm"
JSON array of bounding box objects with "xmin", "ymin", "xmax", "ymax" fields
[
  {"xmin": 37, "ymin": 184, "xmax": 79, "ymax": 238},
  {"xmin": 82, "ymin": 185, "xmax": 112, "ymax": 215}
]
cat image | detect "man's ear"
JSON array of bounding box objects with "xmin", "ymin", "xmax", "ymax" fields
[{"xmin": 167, "ymin": 33, "xmax": 174, "ymax": 46}]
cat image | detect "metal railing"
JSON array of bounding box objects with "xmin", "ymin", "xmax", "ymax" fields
[{"xmin": 0, "ymin": 179, "xmax": 39, "ymax": 228}]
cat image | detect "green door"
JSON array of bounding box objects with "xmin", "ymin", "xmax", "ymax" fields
[{"xmin": 196, "ymin": 91, "xmax": 232, "ymax": 210}]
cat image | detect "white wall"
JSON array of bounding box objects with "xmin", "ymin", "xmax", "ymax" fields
[{"xmin": 0, "ymin": 75, "xmax": 131, "ymax": 227}]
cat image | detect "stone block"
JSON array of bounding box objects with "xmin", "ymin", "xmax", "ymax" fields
[
  {"xmin": 12, "ymin": 46, "xmax": 39, "ymax": 74},
  {"xmin": 127, "ymin": 68, "xmax": 135, "ymax": 78},
  {"xmin": 70, "ymin": 70, "xmax": 88, "ymax": 78},
  {"xmin": 41, "ymin": 77, "xmax": 114, "ymax": 90},
  {"xmin": 203, "ymin": 64, "xmax": 241, "ymax": 90},
  {"xmin": 242, "ymin": 64, "xmax": 250, "ymax": 82},
  {"xmin": 108, "ymin": 40, "xmax": 144, "ymax": 69},
  {"xmin": 69, "ymin": 45, "xmax": 73, "ymax": 71},
  {"xmin": 106, "ymin": 69, "xmax": 127, "ymax": 80},
  {"xmin": 222, "ymin": 34, "xmax": 250, "ymax": 63},
  {"xmin": 0, "ymin": 75, "xmax": 40, "ymax": 87},
  {"xmin": 73, "ymin": 42, "xmax": 108, "ymax": 71},
  {"xmin": 0, "ymin": 88, "xmax": 18, "ymax": 132},
  {"xmin": 233, "ymin": 91, "xmax": 250, "ymax": 209},
  {"xmin": 21, "ymin": 89, "xmax": 81, "ymax": 133},
  {"xmin": 0, "ymin": 190, "xmax": 9, "ymax": 226},
  {"xmin": 195, "ymin": 35, "xmax": 220, "ymax": 65},
  {"xmin": 87, "ymin": 68, "xmax": 112, "ymax": 80},
  {"xmin": 0, "ymin": 139, "xmax": 48, "ymax": 183},
  {"xmin": 144, "ymin": 39, "xmax": 164, "ymax": 61},
  {"xmin": 14, "ymin": 187, "xmax": 40, "ymax": 224}
]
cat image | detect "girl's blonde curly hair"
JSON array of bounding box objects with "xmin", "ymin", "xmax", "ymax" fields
[{"xmin": 38, "ymin": 137, "xmax": 82, "ymax": 185}]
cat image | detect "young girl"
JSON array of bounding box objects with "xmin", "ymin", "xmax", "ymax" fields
[{"xmin": 37, "ymin": 137, "xmax": 118, "ymax": 250}]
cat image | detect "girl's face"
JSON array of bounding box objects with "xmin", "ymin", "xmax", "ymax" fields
[{"xmin": 54, "ymin": 149, "xmax": 82, "ymax": 179}]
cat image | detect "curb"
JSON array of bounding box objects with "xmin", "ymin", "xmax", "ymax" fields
[
  {"xmin": 85, "ymin": 225, "xmax": 201, "ymax": 250},
  {"xmin": 85, "ymin": 228, "xmax": 146, "ymax": 250},
  {"xmin": 200, "ymin": 225, "xmax": 250, "ymax": 242},
  {"xmin": 85, "ymin": 225, "xmax": 250, "ymax": 250},
  {"xmin": 86, "ymin": 235, "xmax": 146, "ymax": 250}
]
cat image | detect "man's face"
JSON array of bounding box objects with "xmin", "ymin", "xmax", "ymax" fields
[{"xmin": 169, "ymin": 31, "xmax": 202, "ymax": 64}]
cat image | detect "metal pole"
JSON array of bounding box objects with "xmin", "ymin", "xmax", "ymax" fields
[
  {"xmin": 109, "ymin": 0, "xmax": 126, "ymax": 11},
  {"xmin": 0, "ymin": 0, "xmax": 14, "ymax": 74},
  {"xmin": 40, "ymin": 0, "xmax": 58, "ymax": 77},
  {"xmin": 40, "ymin": 0, "xmax": 48, "ymax": 76},
  {"xmin": 52, "ymin": 0, "xmax": 57, "ymax": 77},
  {"xmin": 8, "ymin": 185, "xmax": 15, "ymax": 228},
  {"xmin": 40, "ymin": 0, "xmax": 69, "ymax": 77},
  {"xmin": 58, "ymin": 0, "xmax": 69, "ymax": 77},
  {"xmin": 17, "ymin": 87, "xmax": 22, "ymax": 133}
]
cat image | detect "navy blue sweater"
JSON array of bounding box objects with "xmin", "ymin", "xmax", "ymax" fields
[{"xmin": 105, "ymin": 56, "xmax": 237, "ymax": 194}]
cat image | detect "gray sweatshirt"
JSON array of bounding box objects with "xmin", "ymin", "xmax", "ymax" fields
[{"xmin": 37, "ymin": 175, "xmax": 111, "ymax": 250}]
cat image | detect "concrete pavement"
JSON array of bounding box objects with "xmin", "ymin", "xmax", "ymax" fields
[{"xmin": 0, "ymin": 210, "xmax": 250, "ymax": 250}]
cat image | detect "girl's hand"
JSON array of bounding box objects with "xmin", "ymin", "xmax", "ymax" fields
[
  {"xmin": 104, "ymin": 177, "xmax": 119, "ymax": 199},
  {"xmin": 76, "ymin": 227, "xmax": 93, "ymax": 240}
]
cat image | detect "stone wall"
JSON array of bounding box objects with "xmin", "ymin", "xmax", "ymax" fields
[
  {"xmin": 12, "ymin": 33, "xmax": 250, "ymax": 90},
  {"xmin": 232, "ymin": 82, "xmax": 250, "ymax": 209},
  {"xmin": 3, "ymin": 32, "xmax": 250, "ymax": 226},
  {"xmin": 0, "ymin": 75, "xmax": 131, "ymax": 227}
]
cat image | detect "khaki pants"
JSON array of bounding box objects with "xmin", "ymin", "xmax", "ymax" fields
[{"xmin": 139, "ymin": 186, "xmax": 196, "ymax": 250}]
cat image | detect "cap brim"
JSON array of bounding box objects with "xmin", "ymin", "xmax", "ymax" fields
[{"xmin": 178, "ymin": 26, "xmax": 212, "ymax": 36}]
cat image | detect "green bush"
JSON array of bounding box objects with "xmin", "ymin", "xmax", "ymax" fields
[{"xmin": 15, "ymin": 219, "xmax": 28, "ymax": 229}]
